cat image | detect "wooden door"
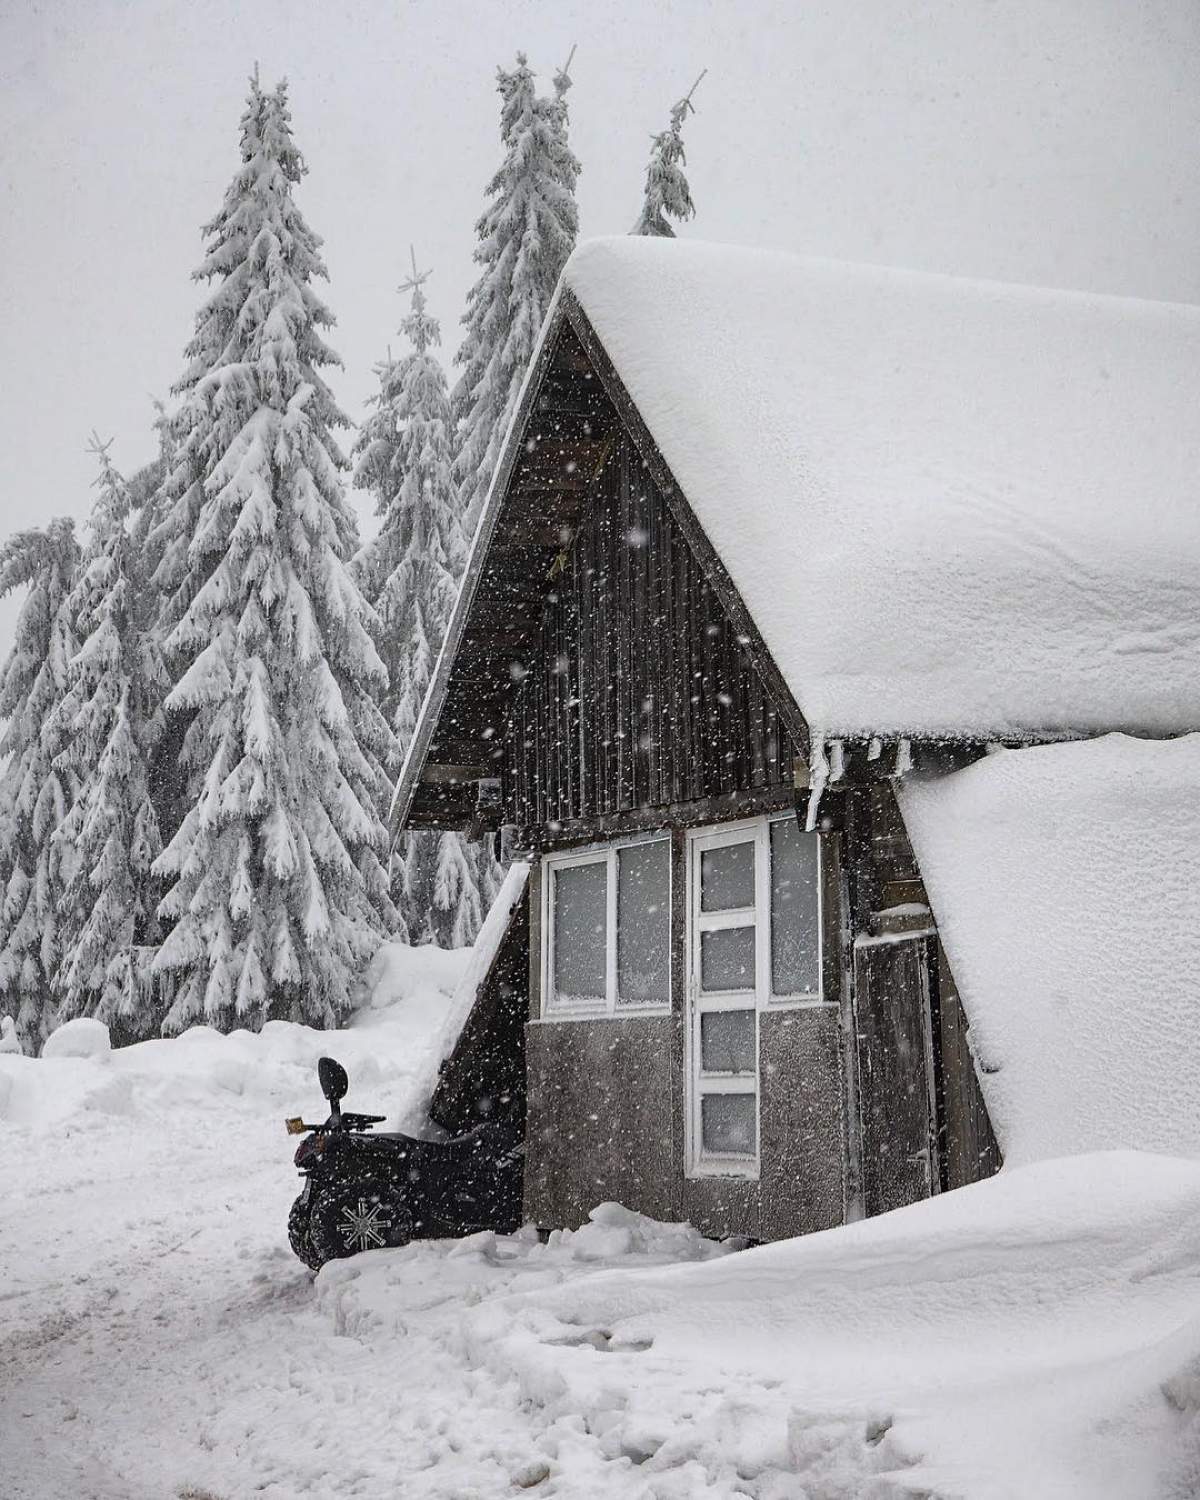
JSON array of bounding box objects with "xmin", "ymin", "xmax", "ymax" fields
[{"xmin": 854, "ymin": 937, "xmax": 939, "ymax": 1217}]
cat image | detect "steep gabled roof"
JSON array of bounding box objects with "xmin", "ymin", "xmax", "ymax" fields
[
  {"xmin": 396, "ymin": 238, "xmax": 1200, "ymax": 831},
  {"xmin": 565, "ymin": 238, "xmax": 1200, "ymax": 746}
]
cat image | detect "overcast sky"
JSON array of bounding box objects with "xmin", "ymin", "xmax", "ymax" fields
[{"xmin": 1, "ymin": 0, "xmax": 1198, "ymax": 659}]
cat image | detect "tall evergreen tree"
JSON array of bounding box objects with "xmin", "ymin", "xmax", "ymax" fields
[
  {"xmin": 0, "ymin": 519, "xmax": 81, "ymax": 1049},
  {"xmin": 150, "ymin": 75, "xmax": 396, "ymax": 1033},
  {"xmin": 632, "ymin": 72, "xmax": 704, "ymax": 237},
  {"xmin": 452, "ymin": 52, "xmax": 580, "ymax": 535},
  {"xmin": 353, "ymin": 253, "xmax": 482, "ymax": 945},
  {"xmin": 355, "ymin": 253, "xmax": 466, "ymax": 756},
  {"xmin": 53, "ymin": 443, "xmax": 166, "ymax": 1038}
]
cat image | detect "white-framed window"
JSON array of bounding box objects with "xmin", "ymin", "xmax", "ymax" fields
[
  {"xmin": 541, "ymin": 835, "xmax": 672, "ymax": 1019},
  {"xmin": 686, "ymin": 814, "xmax": 823, "ymax": 1179}
]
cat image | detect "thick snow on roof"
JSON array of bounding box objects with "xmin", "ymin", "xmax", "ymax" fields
[
  {"xmin": 898, "ymin": 733, "xmax": 1200, "ymax": 1165},
  {"xmin": 564, "ymin": 238, "xmax": 1200, "ymax": 741}
]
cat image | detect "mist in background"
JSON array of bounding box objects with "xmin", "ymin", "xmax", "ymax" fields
[{"xmin": 2, "ymin": 0, "xmax": 1198, "ymax": 658}]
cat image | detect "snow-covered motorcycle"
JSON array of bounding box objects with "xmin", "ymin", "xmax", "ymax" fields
[{"xmin": 285, "ymin": 1056, "xmax": 524, "ymax": 1271}]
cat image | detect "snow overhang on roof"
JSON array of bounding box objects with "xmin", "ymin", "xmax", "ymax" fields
[
  {"xmin": 394, "ymin": 237, "xmax": 1200, "ymax": 832},
  {"xmin": 898, "ymin": 732, "xmax": 1200, "ymax": 1166}
]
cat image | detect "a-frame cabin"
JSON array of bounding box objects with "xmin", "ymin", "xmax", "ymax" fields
[{"xmin": 397, "ymin": 238, "xmax": 1200, "ymax": 1241}]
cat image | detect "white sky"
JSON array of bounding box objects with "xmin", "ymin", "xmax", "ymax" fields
[{"xmin": 1, "ymin": 0, "xmax": 1198, "ymax": 659}]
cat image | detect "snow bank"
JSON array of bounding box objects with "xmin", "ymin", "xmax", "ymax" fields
[
  {"xmin": 563, "ymin": 237, "xmax": 1200, "ymax": 742},
  {"xmin": 461, "ymin": 1154, "xmax": 1200, "ymax": 1499},
  {"xmin": 42, "ymin": 1016, "xmax": 111, "ymax": 1059},
  {"xmin": 310, "ymin": 1154, "xmax": 1200, "ymax": 1497},
  {"xmin": 0, "ymin": 940, "xmax": 471, "ymax": 1132},
  {"xmin": 318, "ymin": 1201, "xmax": 730, "ymax": 1340},
  {"xmin": 899, "ymin": 732, "xmax": 1200, "ymax": 1165}
]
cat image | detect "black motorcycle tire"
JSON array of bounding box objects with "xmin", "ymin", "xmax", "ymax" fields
[
  {"xmin": 288, "ymin": 1188, "xmax": 321, "ymax": 1272},
  {"xmin": 309, "ymin": 1177, "xmax": 414, "ymax": 1268}
]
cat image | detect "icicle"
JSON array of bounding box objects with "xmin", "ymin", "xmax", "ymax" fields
[
  {"xmin": 892, "ymin": 737, "xmax": 912, "ymax": 778},
  {"xmin": 828, "ymin": 738, "xmax": 845, "ymax": 783},
  {"xmin": 867, "ymin": 736, "xmax": 882, "ymax": 761},
  {"xmin": 805, "ymin": 734, "xmax": 829, "ymax": 832}
]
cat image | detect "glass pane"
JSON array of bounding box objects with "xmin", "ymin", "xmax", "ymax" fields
[
  {"xmin": 700, "ymin": 840, "xmax": 755, "ymax": 912},
  {"xmin": 771, "ymin": 820, "xmax": 820, "ymax": 995},
  {"xmin": 700, "ymin": 1010, "xmax": 755, "ymax": 1073},
  {"xmin": 701, "ymin": 1093, "xmax": 757, "ymax": 1156},
  {"xmin": 617, "ymin": 841, "xmax": 670, "ymax": 1006},
  {"xmin": 553, "ymin": 861, "xmax": 607, "ymax": 1003},
  {"xmin": 700, "ymin": 926, "xmax": 755, "ymax": 991}
]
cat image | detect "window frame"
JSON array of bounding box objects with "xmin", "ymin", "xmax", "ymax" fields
[
  {"xmin": 686, "ymin": 813, "xmax": 825, "ymax": 1180},
  {"xmin": 541, "ymin": 833, "xmax": 673, "ymax": 1021}
]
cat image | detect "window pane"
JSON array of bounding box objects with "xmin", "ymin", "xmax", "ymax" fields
[
  {"xmin": 770, "ymin": 820, "xmax": 820, "ymax": 995},
  {"xmin": 700, "ymin": 1010, "xmax": 756, "ymax": 1073},
  {"xmin": 617, "ymin": 841, "xmax": 670, "ymax": 1006},
  {"xmin": 553, "ymin": 862, "xmax": 607, "ymax": 1003},
  {"xmin": 701, "ymin": 1093, "xmax": 757, "ymax": 1156},
  {"xmin": 700, "ymin": 840, "xmax": 755, "ymax": 911},
  {"xmin": 700, "ymin": 925, "xmax": 755, "ymax": 991}
]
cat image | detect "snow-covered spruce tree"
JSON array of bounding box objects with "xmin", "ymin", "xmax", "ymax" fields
[
  {"xmin": 0, "ymin": 519, "xmax": 81, "ymax": 1049},
  {"xmin": 631, "ymin": 72, "xmax": 704, "ymax": 237},
  {"xmin": 452, "ymin": 52, "xmax": 580, "ymax": 535},
  {"xmin": 353, "ymin": 255, "xmax": 483, "ymax": 945},
  {"xmin": 151, "ymin": 76, "xmax": 396, "ymax": 1033},
  {"xmin": 52, "ymin": 443, "xmax": 166, "ymax": 1040}
]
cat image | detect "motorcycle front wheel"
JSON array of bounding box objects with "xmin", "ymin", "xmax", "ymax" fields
[{"xmin": 309, "ymin": 1177, "xmax": 415, "ymax": 1267}]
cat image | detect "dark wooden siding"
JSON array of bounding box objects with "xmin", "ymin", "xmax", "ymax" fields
[
  {"xmin": 429, "ymin": 884, "xmax": 530, "ymax": 1136},
  {"xmin": 505, "ymin": 436, "xmax": 796, "ymax": 834},
  {"xmin": 936, "ymin": 938, "xmax": 1002, "ymax": 1190},
  {"xmin": 854, "ymin": 938, "xmax": 938, "ymax": 1216},
  {"xmin": 839, "ymin": 781, "xmax": 1000, "ymax": 1208}
]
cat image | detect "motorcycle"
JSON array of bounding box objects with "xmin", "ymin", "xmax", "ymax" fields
[{"xmin": 285, "ymin": 1056, "xmax": 524, "ymax": 1271}]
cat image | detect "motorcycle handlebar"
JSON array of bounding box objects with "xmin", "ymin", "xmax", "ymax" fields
[{"xmin": 285, "ymin": 1111, "xmax": 387, "ymax": 1139}]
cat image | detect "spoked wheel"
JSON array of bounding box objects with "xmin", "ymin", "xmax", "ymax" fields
[
  {"xmin": 309, "ymin": 1178, "xmax": 414, "ymax": 1267},
  {"xmin": 288, "ymin": 1188, "xmax": 321, "ymax": 1272}
]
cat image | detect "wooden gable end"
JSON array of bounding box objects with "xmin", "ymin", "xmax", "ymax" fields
[
  {"xmin": 505, "ymin": 429, "xmax": 799, "ymax": 837},
  {"xmin": 402, "ymin": 298, "xmax": 810, "ymax": 835}
]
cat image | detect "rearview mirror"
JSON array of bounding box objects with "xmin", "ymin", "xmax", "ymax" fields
[{"xmin": 317, "ymin": 1056, "xmax": 348, "ymax": 1105}]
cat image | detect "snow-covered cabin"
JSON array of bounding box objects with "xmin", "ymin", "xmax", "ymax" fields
[{"xmin": 398, "ymin": 238, "xmax": 1200, "ymax": 1241}]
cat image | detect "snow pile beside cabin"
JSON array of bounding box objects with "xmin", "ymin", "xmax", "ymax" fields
[
  {"xmin": 386, "ymin": 859, "xmax": 529, "ymax": 1133},
  {"xmin": 324, "ymin": 1153, "xmax": 1200, "ymax": 1499},
  {"xmin": 562, "ymin": 237, "xmax": 1200, "ymax": 743},
  {"xmin": 899, "ymin": 732, "xmax": 1200, "ymax": 1165},
  {"xmin": 0, "ymin": 940, "xmax": 469, "ymax": 1130}
]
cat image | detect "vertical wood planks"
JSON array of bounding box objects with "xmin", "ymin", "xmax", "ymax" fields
[{"xmin": 502, "ymin": 435, "xmax": 796, "ymax": 827}]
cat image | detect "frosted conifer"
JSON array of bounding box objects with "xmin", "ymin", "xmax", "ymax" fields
[
  {"xmin": 452, "ymin": 52, "xmax": 580, "ymax": 534},
  {"xmin": 53, "ymin": 443, "xmax": 166, "ymax": 1038},
  {"xmin": 632, "ymin": 72, "xmax": 704, "ymax": 237},
  {"xmin": 0, "ymin": 519, "xmax": 81, "ymax": 1049},
  {"xmin": 354, "ymin": 254, "xmax": 482, "ymax": 945},
  {"xmin": 431, "ymin": 833, "xmax": 483, "ymax": 949},
  {"xmin": 151, "ymin": 76, "xmax": 396, "ymax": 1033}
]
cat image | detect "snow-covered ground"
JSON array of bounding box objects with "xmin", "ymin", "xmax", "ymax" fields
[{"xmin": 4, "ymin": 948, "xmax": 1199, "ymax": 1499}]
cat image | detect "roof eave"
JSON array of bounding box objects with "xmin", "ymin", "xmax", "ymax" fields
[{"xmin": 390, "ymin": 292, "xmax": 577, "ymax": 838}]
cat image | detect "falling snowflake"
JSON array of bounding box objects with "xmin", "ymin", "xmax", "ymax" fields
[{"xmin": 338, "ymin": 1197, "xmax": 394, "ymax": 1252}]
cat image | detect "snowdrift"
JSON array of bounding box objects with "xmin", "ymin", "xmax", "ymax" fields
[
  {"xmin": 438, "ymin": 1153, "xmax": 1200, "ymax": 1498},
  {"xmin": 899, "ymin": 732, "xmax": 1200, "ymax": 1166},
  {"xmin": 0, "ymin": 941, "xmax": 471, "ymax": 1131}
]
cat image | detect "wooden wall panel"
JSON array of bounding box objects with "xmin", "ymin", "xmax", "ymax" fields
[
  {"xmin": 936, "ymin": 939, "xmax": 1003, "ymax": 1190},
  {"xmin": 504, "ymin": 435, "xmax": 796, "ymax": 834}
]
